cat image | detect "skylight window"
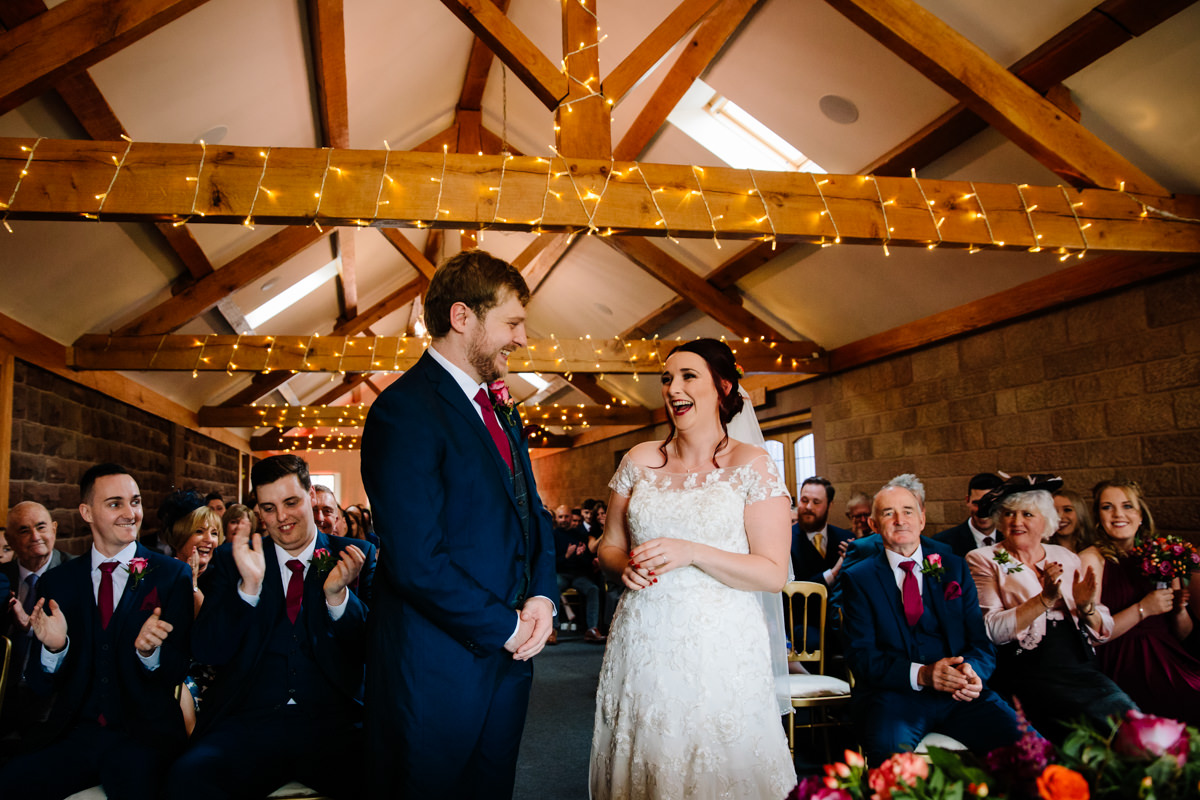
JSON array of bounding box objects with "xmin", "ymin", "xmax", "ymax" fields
[
  {"xmin": 667, "ymin": 79, "xmax": 823, "ymax": 173},
  {"xmin": 244, "ymin": 259, "xmax": 340, "ymax": 329},
  {"xmin": 518, "ymin": 372, "xmax": 551, "ymax": 391}
]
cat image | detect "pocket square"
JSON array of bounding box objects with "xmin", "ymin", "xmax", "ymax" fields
[
  {"xmin": 140, "ymin": 587, "xmax": 160, "ymax": 611},
  {"xmin": 943, "ymin": 581, "xmax": 962, "ymax": 601}
]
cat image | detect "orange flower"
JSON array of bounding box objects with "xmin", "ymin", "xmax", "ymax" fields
[{"xmin": 1037, "ymin": 765, "xmax": 1089, "ymax": 800}]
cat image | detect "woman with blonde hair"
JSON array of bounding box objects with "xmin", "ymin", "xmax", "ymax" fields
[
  {"xmin": 1079, "ymin": 479, "xmax": 1200, "ymax": 724},
  {"xmin": 1050, "ymin": 488, "xmax": 1094, "ymax": 553}
]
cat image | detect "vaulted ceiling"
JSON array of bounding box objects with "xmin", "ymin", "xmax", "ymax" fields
[{"xmin": 1, "ymin": 0, "xmax": 1198, "ymax": 452}]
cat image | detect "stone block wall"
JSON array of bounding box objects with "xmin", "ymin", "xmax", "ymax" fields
[
  {"xmin": 530, "ymin": 267, "xmax": 1200, "ymax": 537},
  {"xmin": 8, "ymin": 360, "xmax": 241, "ymax": 552}
]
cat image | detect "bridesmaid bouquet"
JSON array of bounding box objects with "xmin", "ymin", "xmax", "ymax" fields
[{"xmin": 1131, "ymin": 535, "xmax": 1200, "ymax": 588}]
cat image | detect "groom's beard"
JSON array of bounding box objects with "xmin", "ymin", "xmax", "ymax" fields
[{"xmin": 466, "ymin": 328, "xmax": 507, "ymax": 383}]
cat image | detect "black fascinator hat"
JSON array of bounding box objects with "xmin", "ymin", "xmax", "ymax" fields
[
  {"xmin": 976, "ymin": 473, "xmax": 1063, "ymax": 517},
  {"xmin": 158, "ymin": 489, "xmax": 206, "ymax": 534}
]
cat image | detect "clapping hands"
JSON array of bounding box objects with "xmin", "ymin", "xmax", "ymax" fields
[
  {"xmin": 231, "ymin": 529, "xmax": 267, "ymax": 595},
  {"xmin": 322, "ymin": 544, "xmax": 366, "ymax": 605},
  {"xmin": 29, "ymin": 597, "xmax": 67, "ymax": 653}
]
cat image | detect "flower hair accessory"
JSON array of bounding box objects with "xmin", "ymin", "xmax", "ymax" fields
[{"xmin": 733, "ymin": 362, "xmax": 745, "ymax": 379}]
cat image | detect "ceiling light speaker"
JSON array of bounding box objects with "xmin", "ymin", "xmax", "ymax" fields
[{"xmin": 819, "ymin": 95, "xmax": 859, "ymax": 125}]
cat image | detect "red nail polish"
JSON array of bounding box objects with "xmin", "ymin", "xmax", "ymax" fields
[
  {"xmin": 648, "ymin": 570, "xmax": 655, "ymax": 576},
  {"xmin": 653, "ymin": 578, "xmax": 658, "ymax": 584}
]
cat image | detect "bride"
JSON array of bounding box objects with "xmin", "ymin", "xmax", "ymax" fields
[{"xmin": 589, "ymin": 338, "xmax": 797, "ymax": 799}]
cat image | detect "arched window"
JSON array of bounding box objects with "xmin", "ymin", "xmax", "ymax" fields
[{"xmin": 794, "ymin": 434, "xmax": 816, "ymax": 491}]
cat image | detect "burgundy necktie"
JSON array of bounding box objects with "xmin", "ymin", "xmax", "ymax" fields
[
  {"xmin": 900, "ymin": 561, "xmax": 923, "ymax": 627},
  {"xmin": 474, "ymin": 388, "xmax": 514, "ymax": 472},
  {"xmin": 285, "ymin": 559, "xmax": 305, "ymax": 624},
  {"xmin": 983, "ymin": 536, "xmax": 995, "ymax": 546},
  {"xmin": 98, "ymin": 561, "xmax": 118, "ymax": 629}
]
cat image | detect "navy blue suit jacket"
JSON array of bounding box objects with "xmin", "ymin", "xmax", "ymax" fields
[
  {"xmin": 25, "ymin": 544, "xmax": 193, "ymax": 748},
  {"xmin": 791, "ymin": 524, "xmax": 854, "ymax": 584},
  {"xmin": 191, "ymin": 532, "xmax": 373, "ymax": 735},
  {"xmin": 361, "ymin": 352, "xmax": 557, "ymax": 658},
  {"xmin": 933, "ymin": 521, "xmax": 980, "ymax": 559},
  {"xmin": 840, "ymin": 545, "xmax": 995, "ymax": 700}
]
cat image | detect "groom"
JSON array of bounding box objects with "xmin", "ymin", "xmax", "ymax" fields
[{"xmin": 361, "ymin": 249, "xmax": 558, "ymax": 799}]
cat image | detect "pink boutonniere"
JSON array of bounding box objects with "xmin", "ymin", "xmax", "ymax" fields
[
  {"xmin": 139, "ymin": 586, "xmax": 160, "ymax": 611},
  {"xmin": 488, "ymin": 379, "xmax": 521, "ymax": 430},
  {"xmin": 310, "ymin": 548, "xmax": 338, "ymax": 573},
  {"xmin": 919, "ymin": 553, "xmax": 945, "ymax": 582},
  {"xmin": 126, "ymin": 557, "xmax": 155, "ymax": 591},
  {"xmin": 944, "ymin": 581, "xmax": 963, "ymax": 601}
]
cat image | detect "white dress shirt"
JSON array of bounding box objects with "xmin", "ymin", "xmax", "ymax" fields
[
  {"xmin": 807, "ymin": 525, "xmax": 837, "ymax": 584},
  {"xmin": 884, "ymin": 544, "xmax": 927, "ymax": 691},
  {"xmin": 236, "ymin": 535, "xmax": 348, "ymax": 621},
  {"xmin": 969, "ymin": 519, "xmax": 996, "ymax": 550},
  {"xmin": 41, "ymin": 541, "xmax": 160, "ymax": 673}
]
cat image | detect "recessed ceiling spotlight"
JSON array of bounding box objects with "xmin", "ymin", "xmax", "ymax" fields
[
  {"xmin": 195, "ymin": 125, "xmax": 228, "ymax": 145},
  {"xmin": 818, "ymin": 95, "xmax": 859, "ymax": 125}
]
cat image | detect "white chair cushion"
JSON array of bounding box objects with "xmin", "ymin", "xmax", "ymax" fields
[
  {"xmin": 915, "ymin": 732, "xmax": 967, "ymax": 752},
  {"xmin": 786, "ymin": 674, "xmax": 851, "ymax": 698},
  {"xmin": 64, "ymin": 789, "xmax": 106, "ymax": 800},
  {"xmin": 267, "ymin": 782, "xmax": 324, "ymax": 798}
]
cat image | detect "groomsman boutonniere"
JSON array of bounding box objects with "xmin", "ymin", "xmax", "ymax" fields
[
  {"xmin": 488, "ymin": 379, "xmax": 521, "ymax": 429},
  {"xmin": 919, "ymin": 553, "xmax": 945, "ymax": 582},
  {"xmin": 993, "ymin": 548, "xmax": 1024, "ymax": 574},
  {"xmin": 310, "ymin": 548, "xmax": 338, "ymax": 574},
  {"xmin": 126, "ymin": 557, "xmax": 155, "ymax": 591}
]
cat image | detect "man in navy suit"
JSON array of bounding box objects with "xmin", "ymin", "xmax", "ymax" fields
[
  {"xmin": 0, "ymin": 463, "xmax": 193, "ymax": 798},
  {"xmin": 841, "ymin": 473, "xmax": 1020, "ymax": 764},
  {"xmin": 362, "ymin": 250, "xmax": 558, "ymax": 799},
  {"xmin": 166, "ymin": 454, "xmax": 373, "ymax": 800},
  {"xmin": 791, "ymin": 477, "xmax": 854, "ymax": 586},
  {"xmin": 933, "ymin": 472, "xmax": 1004, "ymax": 558}
]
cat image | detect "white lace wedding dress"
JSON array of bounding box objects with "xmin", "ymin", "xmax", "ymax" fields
[{"xmin": 589, "ymin": 452, "xmax": 796, "ymax": 800}]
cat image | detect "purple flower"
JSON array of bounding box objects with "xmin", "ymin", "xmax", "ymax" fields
[
  {"xmin": 1115, "ymin": 710, "xmax": 1189, "ymax": 768},
  {"xmin": 791, "ymin": 776, "xmax": 852, "ymax": 800},
  {"xmin": 1161, "ymin": 562, "xmax": 1173, "ymax": 576},
  {"xmin": 1173, "ymin": 544, "xmax": 1185, "ymax": 556}
]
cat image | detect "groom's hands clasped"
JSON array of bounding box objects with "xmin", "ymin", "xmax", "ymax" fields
[{"xmin": 506, "ymin": 596, "xmax": 554, "ymax": 661}]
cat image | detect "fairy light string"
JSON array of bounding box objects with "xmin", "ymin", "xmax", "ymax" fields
[
  {"xmin": 746, "ymin": 169, "xmax": 778, "ymax": 250},
  {"xmin": 867, "ymin": 175, "xmax": 893, "ymax": 256},
  {"xmin": 910, "ymin": 168, "xmax": 942, "ymax": 248},
  {"xmin": 88, "ymin": 135, "xmax": 134, "ymax": 220},
  {"xmin": 810, "ymin": 174, "xmax": 840, "ymax": 248},
  {"xmin": 432, "ymin": 144, "xmax": 450, "ymax": 219},
  {"xmin": 244, "ymin": 147, "xmax": 272, "ymax": 229},
  {"xmin": 1059, "ymin": 185, "xmax": 1089, "ymax": 261},
  {"xmin": 967, "ymin": 182, "xmax": 997, "ymax": 251},
  {"xmin": 636, "ymin": 164, "xmax": 676, "ymax": 244},
  {"xmin": 373, "ymin": 141, "xmax": 393, "ymax": 220},
  {"xmin": 310, "ymin": 147, "xmax": 335, "ymax": 232},
  {"xmin": 690, "ymin": 166, "xmax": 722, "ymax": 249},
  {"xmin": 0, "ymin": 137, "xmax": 44, "ymax": 233},
  {"xmin": 1015, "ymin": 184, "xmax": 1042, "ymax": 252}
]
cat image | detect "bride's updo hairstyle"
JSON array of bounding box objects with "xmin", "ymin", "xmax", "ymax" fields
[{"xmin": 659, "ymin": 338, "xmax": 744, "ymax": 468}]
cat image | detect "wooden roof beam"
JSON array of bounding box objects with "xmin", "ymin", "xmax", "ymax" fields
[
  {"xmin": 112, "ymin": 226, "xmax": 332, "ymax": 336},
  {"xmin": 824, "ymin": 0, "xmax": 1167, "ymax": 193},
  {"xmin": 0, "ymin": 0, "xmax": 214, "ymax": 116},
  {"xmin": 69, "ymin": 335, "xmax": 826, "ymax": 374},
  {"xmin": 306, "ymin": 0, "xmax": 349, "ymax": 149},
  {"xmin": 8, "ymin": 140, "xmax": 1198, "ymax": 252},
  {"xmin": 458, "ymin": 0, "xmax": 512, "ymax": 110},
  {"xmin": 615, "ymin": 0, "xmax": 759, "ymax": 161},
  {"xmin": 438, "ymin": 0, "xmax": 568, "ymax": 110},
  {"xmin": 603, "ymin": 0, "xmax": 722, "ymax": 106},
  {"xmin": 334, "ymin": 227, "xmax": 358, "ymax": 321},
  {"xmin": 554, "ymin": 0, "xmax": 610, "ymax": 159},
  {"xmin": 331, "ymin": 275, "xmax": 426, "ymax": 337},
  {"xmin": 380, "ymin": 229, "xmax": 437, "ymax": 280},
  {"xmin": 512, "ymin": 232, "xmax": 577, "ymax": 293},
  {"xmin": 203, "ymin": 402, "xmax": 653, "ymax": 429},
  {"xmin": 862, "ymin": 0, "xmax": 1197, "ymax": 177}
]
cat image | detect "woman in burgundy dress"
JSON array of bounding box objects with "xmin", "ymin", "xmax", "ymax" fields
[{"xmin": 1079, "ymin": 480, "xmax": 1200, "ymax": 725}]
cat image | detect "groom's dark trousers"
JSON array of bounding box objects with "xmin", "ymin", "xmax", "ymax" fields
[{"xmin": 362, "ymin": 351, "xmax": 558, "ymax": 799}]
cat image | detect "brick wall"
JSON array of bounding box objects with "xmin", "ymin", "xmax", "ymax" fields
[
  {"xmin": 530, "ymin": 267, "xmax": 1200, "ymax": 537},
  {"xmin": 8, "ymin": 360, "xmax": 241, "ymax": 552}
]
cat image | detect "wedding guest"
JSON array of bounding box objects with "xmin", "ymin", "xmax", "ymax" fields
[
  {"xmin": 0, "ymin": 531, "xmax": 12, "ymax": 564},
  {"xmin": 934, "ymin": 473, "xmax": 1005, "ymax": 557},
  {"xmin": 1, "ymin": 501, "xmax": 76, "ymax": 739},
  {"xmin": 345, "ymin": 504, "xmax": 380, "ymax": 548},
  {"xmin": 0, "ymin": 464, "xmax": 193, "ymax": 799},
  {"xmin": 1080, "ymin": 480, "xmax": 1200, "ymax": 725},
  {"xmin": 845, "ymin": 492, "xmax": 872, "ymax": 538},
  {"xmin": 1051, "ymin": 488, "xmax": 1094, "ymax": 553},
  {"xmin": 221, "ymin": 504, "xmax": 258, "ymax": 543},
  {"xmin": 311, "ymin": 485, "xmax": 342, "ymax": 537},
  {"xmin": 594, "ymin": 501, "xmax": 607, "ymax": 530},
  {"xmin": 166, "ymin": 455, "xmax": 374, "ymax": 799},
  {"xmin": 791, "ymin": 476, "xmax": 853, "ymax": 586},
  {"xmin": 967, "ymin": 475, "xmax": 1134, "ymax": 742},
  {"xmin": 554, "ymin": 505, "xmax": 605, "ymax": 644},
  {"xmin": 205, "ymin": 492, "xmax": 227, "ymax": 517},
  {"xmin": 841, "ymin": 473, "xmax": 1020, "ymax": 765}
]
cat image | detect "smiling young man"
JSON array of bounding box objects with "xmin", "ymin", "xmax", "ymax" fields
[
  {"xmin": 0, "ymin": 464, "xmax": 193, "ymax": 799},
  {"xmin": 362, "ymin": 249, "xmax": 558, "ymax": 800},
  {"xmin": 839, "ymin": 474, "xmax": 1020, "ymax": 764},
  {"xmin": 166, "ymin": 454, "xmax": 374, "ymax": 800}
]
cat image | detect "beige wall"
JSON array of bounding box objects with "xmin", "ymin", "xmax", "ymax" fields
[
  {"xmin": 531, "ymin": 266, "xmax": 1200, "ymax": 537},
  {"xmin": 303, "ymin": 450, "xmax": 368, "ymax": 508}
]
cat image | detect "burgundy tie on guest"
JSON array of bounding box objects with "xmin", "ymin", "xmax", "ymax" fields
[
  {"xmin": 900, "ymin": 561, "xmax": 923, "ymax": 627},
  {"xmin": 474, "ymin": 388, "xmax": 514, "ymax": 472},
  {"xmin": 983, "ymin": 536, "xmax": 995, "ymax": 546},
  {"xmin": 285, "ymin": 559, "xmax": 305, "ymax": 624},
  {"xmin": 98, "ymin": 561, "xmax": 118, "ymax": 630}
]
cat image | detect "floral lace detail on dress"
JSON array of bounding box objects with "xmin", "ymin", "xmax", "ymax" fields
[{"xmin": 607, "ymin": 452, "xmax": 789, "ymax": 506}]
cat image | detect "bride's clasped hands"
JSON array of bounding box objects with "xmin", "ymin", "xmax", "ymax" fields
[{"xmin": 624, "ymin": 538, "xmax": 697, "ymax": 588}]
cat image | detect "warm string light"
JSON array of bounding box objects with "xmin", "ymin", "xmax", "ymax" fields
[
  {"xmin": 191, "ymin": 334, "xmax": 212, "ymax": 379},
  {"xmin": 866, "ymin": 176, "xmax": 892, "ymax": 256},
  {"xmin": 533, "ymin": 156, "xmax": 557, "ymax": 228},
  {"xmin": 226, "ymin": 334, "xmax": 243, "ymax": 376},
  {"xmin": 373, "ymin": 140, "xmax": 393, "ymax": 220},
  {"xmin": 244, "ymin": 147, "xmax": 272, "ymax": 229},
  {"xmin": 148, "ymin": 334, "xmax": 168, "ymax": 370},
  {"xmin": 745, "ymin": 169, "xmax": 777, "ymax": 250},
  {"xmin": 636, "ymin": 164, "xmax": 676, "ymax": 244},
  {"xmin": 1119, "ymin": 188, "xmax": 1200, "ymax": 225},
  {"xmin": 179, "ymin": 140, "xmax": 208, "ymax": 225},
  {"xmin": 910, "ymin": 168, "xmax": 942, "ymax": 248},
  {"xmin": 810, "ymin": 174, "xmax": 840, "ymax": 248},
  {"xmin": 310, "ymin": 147, "xmax": 334, "ymax": 232},
  {"xmin": 1059, "ymin": 185, "xmax": 1088, "ymax": 261},
  {"xmin": 432, "ymin": 144, "xmax": 449, "ymax": 219},
  {"xmin": 966, "ymin": 182, "xmax": 997, "ymax": 251},
  {"xmin": 489, "ymin": 153, "xmax": 514, "ymax": 225},
  {"xmin": 88, "ymin": 135, "xmax": 134, "ymax": 220},
  {"xmin": 1015, "ymin": 184, "xmax": 1043, "ymax": 252},
  {"xmin": 690, "ymin": 166, "xmax": 722, "ymax": 249},
  {"xmin": 1, "ymin": 137, "xmax": 45, "ymax": 233},
  {"xmin": 262, "ymin": 335, "xmax": 276, "ymax": 373}
]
